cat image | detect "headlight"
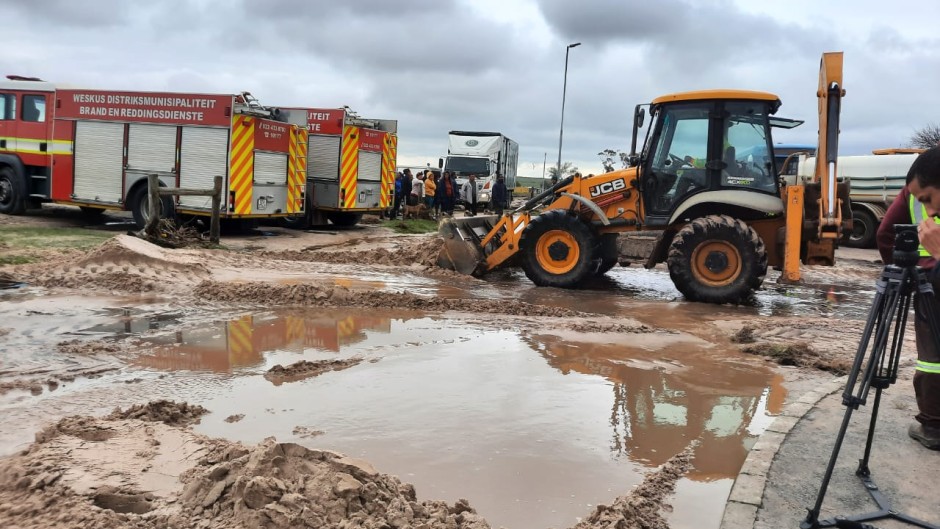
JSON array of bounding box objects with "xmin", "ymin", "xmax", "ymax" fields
[{"xmin": 480, "ymin": 192, "xmax": 491, "ymax": 201}]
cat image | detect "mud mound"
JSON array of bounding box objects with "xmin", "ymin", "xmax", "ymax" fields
[
  {"xmin": 177, "ymin": 439, "xmax": 491, "ymax": 529},
  {"xmin": 107, "ymin": 400, "xmax": 209, "ymax": 427},
  {"xmin": 57, "ymin": 338, "xmax": 123, "ymax": 355},
  {"xmin": 0, "ymin": 412, "xmax": 492, "ymax": 529},
  {"xmin": 264, "ymin": 358, "xmax": 363, "ymax": 385},
  {"xmin": 263, "ymin": 236, "xmax": 443, "ymax": 267},
  {"xmin": 22, "ymin": 235, "xmax": 211, "ymax": 293},
  {"xmin": 742, "ymin": 342, "xmax": 850, "ymax": 375},
  {"xmin": 566, "ymin": 321, "xmax": 653, "ymax": 334},
  {"xmin": 573, "ymin": 442, "xmax": 697, "ymax": 529},
  {"xmin": 194, "ymin": 280, "xmax": 586, "ymax": 317}
]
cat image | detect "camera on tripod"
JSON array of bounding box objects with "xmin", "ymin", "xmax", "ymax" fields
[{"xmin": 893, "ymin": 223, "xmax": 920, "ymax": 268}]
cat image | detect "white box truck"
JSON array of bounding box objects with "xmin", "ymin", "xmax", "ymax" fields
[{"xmin": 439, "ymin": 131, "xmax": 519, "ymax": 210}]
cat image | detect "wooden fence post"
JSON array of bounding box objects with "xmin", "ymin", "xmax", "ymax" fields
[{"xmin": 210, "ymin": 176, "xmax": 222, "ymax": 244}]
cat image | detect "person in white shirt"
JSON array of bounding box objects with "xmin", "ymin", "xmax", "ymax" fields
[{"xmin": 410, "ymin": 173, "xmax": 424, "ymax": 207}]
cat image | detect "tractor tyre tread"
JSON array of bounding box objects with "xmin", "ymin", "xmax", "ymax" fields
[
  {"xmin": 519, "ymin": 210, "xmax": 596, "ymax": 288},
  {"xmin": 667, "ymin": 214, "xmax": 767, "ymax": 304}
]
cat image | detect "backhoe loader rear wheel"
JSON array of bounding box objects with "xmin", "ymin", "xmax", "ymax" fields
[
  {"xmin": 667, "ymin": 215, "xmax": 767, "ymax": 304},
  {"xmin": 520, "ymin": 210, "xmax": 595, "ymax": 288}
]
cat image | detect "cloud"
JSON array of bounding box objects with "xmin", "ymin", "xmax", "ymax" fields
[{"xmin": 2, "ymin": 0, "xmax": 940, "ymax": 174}]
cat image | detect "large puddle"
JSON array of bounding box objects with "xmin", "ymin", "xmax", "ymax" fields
[{"xmin": 1, "ymin": 297, "xmax": 791, "ymax": 529}]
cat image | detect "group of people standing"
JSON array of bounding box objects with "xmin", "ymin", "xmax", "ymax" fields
[
  {"xmin": 389, "ymin": 169, "xmax": 510, "ymax": 220},
  {"xmin": 390, "ymin": 169, "xmax": 457, "ymax": 219}
]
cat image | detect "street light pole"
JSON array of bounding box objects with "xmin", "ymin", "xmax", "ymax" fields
[{"xmin": 556, "ymin": 42, "xmax": 581, "ymax": 180}]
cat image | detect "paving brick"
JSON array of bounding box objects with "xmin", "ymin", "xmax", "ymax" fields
[
  {"xmin": 766, "ymin": 415, "xmax": 800, "ymax": 434},
  {"xmin": 739, "ymin": 449, "xmax": 774, "ymax": 476},
  {"xmin": 782, "ymin": 400, "xmax": 813, "ymax": 417},
  {"xmin": 720, "ymin": 501, "xmax": 758, "ymax": 529},
  {"xmin": 728, "ymin": 473, "xmax": 767, "ymax": 506},
  {"xmin": 751, "ymin": 431, "xmax": 786, "ymax": 453}
]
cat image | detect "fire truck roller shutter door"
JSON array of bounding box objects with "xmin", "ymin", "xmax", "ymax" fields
[
  {"xmin": 253, "ymin": 152, "xmax": 288, "ymax": 185},
  {"xmin": 127, "ymin": 124, "xmax": 177, "ymax": 173},
  {"xmin": 357, "ymin": 151, "xmax": 382, "ymax": 182},
  {"xmin": 73, "ymin": 121, "xmax": 125, "ymax": 204},
  {"xmin": 309, "ymin": 135, "xmax": 340, "ymax": 181},
  {"xmin": 179, "ymin": 126, "xmax": 229, "ymax": 210}
]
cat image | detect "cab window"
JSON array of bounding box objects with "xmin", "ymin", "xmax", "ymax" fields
[
  {"xmin": 722, "ymin": 102, "xmax": 776, "ymax": 193},
  {"xmin": 21, "ymin": 95, "xmax": 46, "ymax": 122},
  {"xmin": 0, "ymin": 94, "xmax": 14, "ymax": 120}
]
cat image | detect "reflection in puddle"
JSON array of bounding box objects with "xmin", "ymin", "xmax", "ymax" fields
[
  {"xmin": 528, "ymin": 334, "xmax": 785, "ymax": 482},
  {"xmin": 136, "ymin": 312, "xmax": 392, "ymax": 372}
]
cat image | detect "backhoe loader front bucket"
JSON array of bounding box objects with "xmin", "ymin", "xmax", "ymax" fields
[{"xmin": 437, "ymin": 215, "xmax": 501, "ymax": 275}]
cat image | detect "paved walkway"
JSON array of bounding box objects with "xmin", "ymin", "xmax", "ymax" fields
[{"xmin": 720, "ymin": 369, "xmax": 940, "ymax": 529}]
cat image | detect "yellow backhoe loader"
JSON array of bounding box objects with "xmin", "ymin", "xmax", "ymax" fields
[{"xmin": 438, "ymin": 52, "xmax": 850, "ymax": 305}]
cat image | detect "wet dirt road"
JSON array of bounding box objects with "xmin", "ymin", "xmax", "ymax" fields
[
  {"xmin": 0, "ymin": 227, "xmax": 887, "ymax": 529},
  {"xmin": 3, "ymin": 296, "xmax": 798, "ymax": 529}
]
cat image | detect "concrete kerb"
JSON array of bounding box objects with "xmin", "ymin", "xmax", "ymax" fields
[{"xmin": 718, "ymin": 376, "xmax": 847, "ymax": 529}]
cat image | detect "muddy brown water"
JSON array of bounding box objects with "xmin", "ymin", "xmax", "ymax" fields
[{"xmin": 1, "ymin": 293, "xmax": 796, "ymax": 529}]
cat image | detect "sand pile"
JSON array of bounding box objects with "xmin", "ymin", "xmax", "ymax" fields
[
  {"xmin": 106, "ymin": 400, "xmax": 209, "ymax": 427},
  {"xmin": 0, "ymin": 405, "xmax": 492, "ymax": 529},
  {"xmin": 22, "ymin": 235, "xmax": 211, "ymax": 293},
  {"xmin": 193, "ymin": 280, "xmax": 585, "ymax": 317},
  {"xmin": 262, "ymin": 236, "xmax": 444, "ymax": 268},
  {"xmin": 574, "ymin": 443, "xmax": 697, "ymax": 529}
]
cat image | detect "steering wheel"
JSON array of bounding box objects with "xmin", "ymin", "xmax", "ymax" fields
[{"xmin": 668, "ymin": 153, "xmax": 693, "ymax": 169}]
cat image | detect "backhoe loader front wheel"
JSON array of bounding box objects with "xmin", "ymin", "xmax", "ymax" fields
[
  {"xmin": 593, "ymin": 233, "xmax": 620, "ymax": 276},
  {"xmin": 520, "ymin": 210, "xmax": 595, "ymax": 288},
  {"xmin": 667, "ymin": 215, "xmax": 767, "ymax": 304}
]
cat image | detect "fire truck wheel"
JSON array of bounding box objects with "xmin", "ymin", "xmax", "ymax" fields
[
  {"xmin": 519, "ymin": 210, "xmax": 596, "ymax": 288},
  {"xmin": 0, "ymin": 166, "xmax": 26, "ymax": 215},
  {"xmin": 667, "ymin": 215, "xmax": 767, "ymax": 304},
  {"xmin": 280, "ymin": 214, "xmax": 311, "ymax": 230},
  {"xmin": 326, "ymin": 212, "xmax": 362, "ymax": 227},
  {"xmin": 592, "ymin": 233, "xmax": 620, "ymax": 276},
  {"xmin": 79, "ymin": 207, "xmax": 106, "ymax": 222},
  {"xmin": 129, "ymin": 185, "xmax": 174, "ymax": 229}
]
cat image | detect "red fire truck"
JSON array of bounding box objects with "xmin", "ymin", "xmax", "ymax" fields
[
  {"xmin": 0, "ymin": 76, "xmax": 307, "ymax": 227},
  {"xmin": 282, "ymin": 107, "xmax": 397, "ymax": 227}
]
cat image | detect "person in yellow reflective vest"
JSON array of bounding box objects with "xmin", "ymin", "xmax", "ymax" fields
[{"xmin": 876, "ymin": 145, "xmax": 940, "ymax": 450}]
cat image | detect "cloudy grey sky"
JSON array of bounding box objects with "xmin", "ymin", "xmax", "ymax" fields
[{"xmin": 3, "ymin": 0, "xmax": 939, "ymax": 176}]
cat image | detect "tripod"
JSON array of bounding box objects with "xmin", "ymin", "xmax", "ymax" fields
[{"xmin": 802, "ymin": 225, "xmax": 940, "ymax": 529}]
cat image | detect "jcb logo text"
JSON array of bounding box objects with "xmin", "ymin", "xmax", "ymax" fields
[{"xmin": 589, "ymin": 178, "xmax": 626, "ymax": 197}]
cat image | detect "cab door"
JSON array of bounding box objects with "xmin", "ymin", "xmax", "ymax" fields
[
  {"xmin": 0, "ymin": 92, "xmax": 15, "ymax": 154},
  {"xmin": 16, "ymin": 93, "xmax": 52, "ymax": 155}
]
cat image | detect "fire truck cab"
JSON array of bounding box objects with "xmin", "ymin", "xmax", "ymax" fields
[{"xmin": 0, "ymin": 77, "xmax": 307, "ymax": 227}]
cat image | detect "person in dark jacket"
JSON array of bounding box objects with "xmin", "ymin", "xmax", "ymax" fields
[
  {"xmin": 437, "ymin": 171, "xmax": 457, "ymax": 217},
  {"xmin": 491, "ymin": 174, "xmax": 509, "ymax": 216},
  {"xmin": 391, "ymin": 172, "xmax": 404, "ymax": 219},
  {"xmin": 875, "ymin": 145, "xmax": 940, "ymax": 450},
  {"xmin": 401, "ymin": 169, "xmax": 413, "ymax": 210}
]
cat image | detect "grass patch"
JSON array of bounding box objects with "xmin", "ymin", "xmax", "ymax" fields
[
  {"xmin": 0, "ymin": 226, "xmax": 114, "ymax": 250},
  {"xmin": 0, "ymin": 255, "xmax": 37, "ymax": 266},
  {"xmin": 381, "ymin": 219, "xmax": 439, "ymax": 234}
]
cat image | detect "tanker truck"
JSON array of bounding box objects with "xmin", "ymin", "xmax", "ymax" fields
[
  {"xmin": 438, "ymin": 131, "xmax": 518, "ymax": 210},
  {"xmin": 792, "ymin": 148, "xmax": 920, "ymax": 248}
]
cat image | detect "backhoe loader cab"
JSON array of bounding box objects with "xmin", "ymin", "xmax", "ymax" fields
[{"xmin": 638, "ymin": 92, "xmax": 784, "ymax": 226}]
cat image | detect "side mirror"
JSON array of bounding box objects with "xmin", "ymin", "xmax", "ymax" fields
[
  {"xmin": 438, "ymin": 158, "xmax": 443, "ymax": 168},
  {"xmin": 635, "ymin": 107, "xmax": 646, "ymax": 129}
]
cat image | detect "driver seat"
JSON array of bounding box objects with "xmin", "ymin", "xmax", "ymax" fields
[{"xmin": 722, "ymin": 146, "xmax": 737, "ymax": 176}]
